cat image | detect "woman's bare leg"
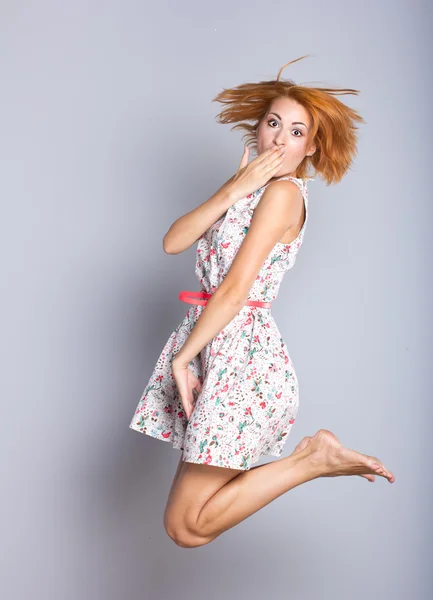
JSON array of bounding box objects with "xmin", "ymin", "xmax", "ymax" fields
[
  {"xmin": 164, "ymin": 429, "xmax": 395, "ymax": 547},
  {"xmin": 166, "ymin": 455, "xmax": 185, "ymax": 499}
]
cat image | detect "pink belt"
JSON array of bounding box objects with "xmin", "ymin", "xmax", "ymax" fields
[{"xmin": 178, "ymin": 289, "xmax": 272, "ymax": 309}]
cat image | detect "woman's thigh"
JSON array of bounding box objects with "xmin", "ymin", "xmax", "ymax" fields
[{"xmin": 163, "ymin": 456, "xmax": 243, "ymax": 540}]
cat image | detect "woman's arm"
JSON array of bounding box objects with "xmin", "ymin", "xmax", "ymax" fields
[
  {"xmin": 163, "ymin": 176, "xmax": 238, "ymax": 254},
  {"xmin": 172, "ymin": 180, "xmax": 302, "ymax": 367}
]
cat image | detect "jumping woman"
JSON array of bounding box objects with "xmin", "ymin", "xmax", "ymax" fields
[{"xmin": 129, "ymin": 55, "xmax": 395, "ymax": 548}]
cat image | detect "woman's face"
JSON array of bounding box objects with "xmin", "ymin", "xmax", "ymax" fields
[{"xmin": 255, "ymin": 97, "xmax": 316, "ymax": 179}]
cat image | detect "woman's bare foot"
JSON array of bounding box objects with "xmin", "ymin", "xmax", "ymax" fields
[
  {"xmin": 303, "ymin": 429, "xmax": 394, "ymax": 483},
  {"xmin": 291, "ymin": 435, "xmax": 376, "ymax": 481},
  {"xmin": 292, "ymin": 436, "xmax": 312, "ymax": 456}
]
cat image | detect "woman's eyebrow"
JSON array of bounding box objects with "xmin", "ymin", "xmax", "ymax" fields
[{"xmin": 268, "ymin": 112, "xmax": 309, "ymax": 130}]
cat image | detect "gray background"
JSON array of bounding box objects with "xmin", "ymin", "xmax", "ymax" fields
[{"xmin": 1, "ymin": 0, "xmax": 431, "ymax": 599}]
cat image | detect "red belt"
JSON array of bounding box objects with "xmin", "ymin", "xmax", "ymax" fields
[{"xmin": 178, "ymin": 290, "xmax": 272, "ymax": 308}]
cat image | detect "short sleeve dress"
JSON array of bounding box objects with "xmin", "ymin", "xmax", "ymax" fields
[{"xmin": 129, "ymin": 175, "xmax": 313, "ymax": 470}]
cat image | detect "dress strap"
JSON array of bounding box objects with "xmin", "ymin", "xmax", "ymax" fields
[
  {"xmin": 261, "ymin": 176, "xmax": 312, "ymax": 203},
  {"xmin": 261, "ymin": 176, "xmax": 313, "ymax": 192}
]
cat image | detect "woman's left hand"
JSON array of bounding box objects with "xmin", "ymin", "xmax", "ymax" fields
[{"xmin": 172, "ymin": 357, "xmax": 202, "ymax": 421}]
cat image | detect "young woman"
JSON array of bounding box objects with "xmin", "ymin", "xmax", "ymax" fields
[{"xmin": 129, "ymin": 55, "xmax": 395, "ymax": 548}]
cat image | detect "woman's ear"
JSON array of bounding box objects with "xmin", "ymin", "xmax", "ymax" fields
[{"xmin": 306, "ymin": 143, "xmax": 316, "ymax": 157}]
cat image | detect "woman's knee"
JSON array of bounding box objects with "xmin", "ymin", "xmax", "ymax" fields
[
  {"xmin": 162, "ymin": 460, "xmax": 242, "ymax": 545},
  {"xmin": 163, "ymin": 518, "xmax": 213, "ymax": 548}
]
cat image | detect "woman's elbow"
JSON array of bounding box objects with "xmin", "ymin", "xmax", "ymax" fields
[{"xmin": 163, "ymin": 235, "xmax": 178, "ymax": 254}]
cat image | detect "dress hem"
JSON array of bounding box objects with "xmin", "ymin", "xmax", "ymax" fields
[{"xmin": 129, "ymin": 423, "xmax": 285, "ymax": 470}]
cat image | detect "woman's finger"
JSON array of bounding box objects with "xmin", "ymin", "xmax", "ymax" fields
[
  {"xmin": 237, "ymin": 145, "xmax": 249, "ymax": 172},
  {"xmin": 262, "ymin": 152, "xmax": 285, "ymax": 171},
  {"xmin": 266, "ymin": 148, "xmax": 285, "ymax": 166},
  {"xmin": 180, "ymin": 388, "xmax": 193, "ymax": 419},
  {"xmin": 261, "ymin": 151, "xmax": 285, "ymax": 177},
  {"xmin": 256, "ymin": 146, "xmax": 282, "ymax": 166}
]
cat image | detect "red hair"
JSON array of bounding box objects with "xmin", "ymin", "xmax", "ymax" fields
[{"xmin": 212, "ymin": 55, "xmax": 366, "ymax": 185}]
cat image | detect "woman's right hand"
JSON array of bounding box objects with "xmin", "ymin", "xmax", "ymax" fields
[{"xmin": 227, "ymin": 145, "xmax": 286, "ymax": 201}]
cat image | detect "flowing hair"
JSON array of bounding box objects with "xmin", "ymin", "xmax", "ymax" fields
[{"xmin": 212, "ymin": 55, "xmax": 366, "ymax": 185}]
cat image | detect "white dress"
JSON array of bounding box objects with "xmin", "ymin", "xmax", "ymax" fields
[{"xmin": 129, "ymin": 176, "xmax": 313, "ymax": 470}]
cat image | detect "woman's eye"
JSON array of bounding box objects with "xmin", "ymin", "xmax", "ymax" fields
[{"xmin": 267, "ymin": 120, "xmax": 302, "ymax": 137}]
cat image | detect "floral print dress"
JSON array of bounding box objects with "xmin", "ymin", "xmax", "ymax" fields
[{"xmin": 129, "ymin": 176, "xmax": 313, "ymax": 470}]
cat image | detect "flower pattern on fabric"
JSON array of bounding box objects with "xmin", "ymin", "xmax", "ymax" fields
[{"xmin": 129, "ymin": 176, "xmax": 313, "ymax": 470}]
